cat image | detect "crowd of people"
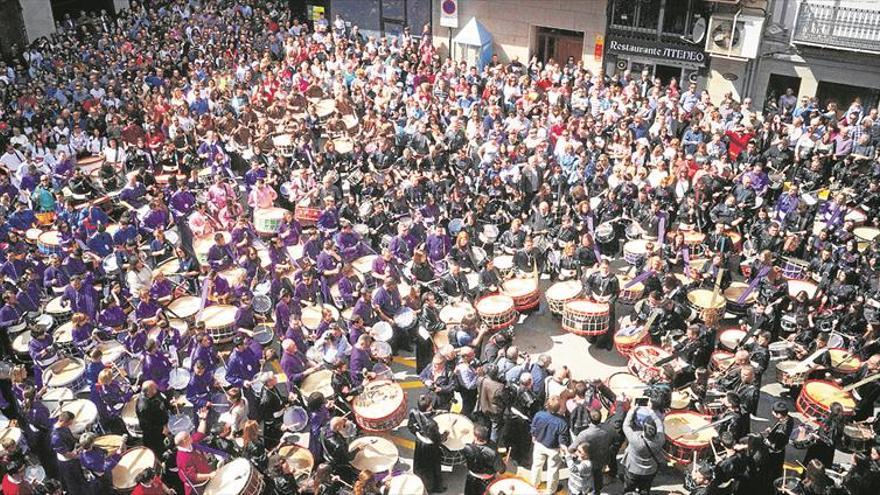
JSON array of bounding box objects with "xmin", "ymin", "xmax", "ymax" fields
[{"xmin": 0, "ymin": 0, "xmax": 879, "ymax": 494}]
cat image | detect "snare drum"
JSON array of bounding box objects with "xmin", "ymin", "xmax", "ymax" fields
[
  {"xmin": 663, "ymin": 411, "xmax": 717, "ymax": 465},
  {"xmin": 434, "ymin": 412, "xmax": 474, "ymax": 466},
  {"xmin": 169, "ymin": 367, "xmax": 191, "ymax": 391},
  {"xmin": 842, "ymin": 423, "xmax": 874, "ymax": 453},
  {"xmin": 485, "ymin": 476, "xmax": 537, "ymax": 494},
  {"xmin": 370, "ymin": 321, "xmax": 394, "ymax": 343},
  {"xmin": 45, "ymin": 296, "xmax": 71, "ymax": 322},
  {"xmin": 439, "ymin": 301, "xmax": 476, "ymax": 333},
  {"xmin": 112, "ymin": 447, "xmax": 158, "ymax": 493},
  {"xmin": 393, "ymin": 307, "xmax": 417, "ymax": 330},
  {"xmin": 167, "ymin": 296, "xmax": 202, "ymax": 322},
  {"xmin": 545, "ymin": 280, "xmax": 582, "ymax": 316},
  {"xmin": 769, "ymin": 341, "xmax": 795, "ymax": 360},
  {"xmin": 854, "ymin": 226, "xmax": 880, "ymax": 251},
  {"xmin": 282, "ymin": 406, "xmax": 309, "ymax": 433},
  {"xmin": 775, "ymin": 359, "xmax": 811, "ymax": 388},
  {"xmin": 278, "ymin": 444, "xmax": 314, "ymax": 482},
  {"xmin": 37, "ymin": 231, "xmax": 63, "ymax": 255},
  {"xmin": 594, "ymin": 222, "xmax": 615, "ymax": 244},
  {"xmin": 787, "ymin": 279, "xmax": 818, "ymax": 300},
  {"xmin": 44, "ymin": 357, "xmax": 86, "ymax": 392},
  {"xmin": 628, "ymin": 345, "xmax": 672, "ymax": 382},
  {"xmin": 25, "ymin": 228, "xmax": 43, "ymax": 244},
  {"xmin": 52, "ymin": 322, "xmax": 75, "ymax": 355},
  {"xmin": 723, "ymin": 282, "xmax": 756, "ymax": 316},
  {"xmin": 561, "ymin": 300, "xmax": 610, "ymax": 337},
  {"xmin": 197, "ymin": 305, "xmax": 237, "ymax": 343},
  {"xmin": 623, "ymin": 239, "xmax": 650, "ymax": 265},
  {"xmin": 387, "ymin": 474, "xmax": 426, "ymax": 495},
  {"xmin": 121, "ymin": 396, "xmax": 142, "ymax": 437},
  {"xmin": 782, "ymin": 257, "xmax": 810, "ymax": 280},
  {"xmin": 493, "ymin": 255, "xmax": 514, "ymax": 278},
  {"xmin": 475, "ymin": 295, "xmax": 517, "ymax": 330},
  {"xmin": 300, "ymin": 369, "xmax": 334, "ymax": 399},
  {"xmin": 718, "ymin": 328, "xmax": 753, "ymax": 352},
  {"xmin": 687, "ymin": 289, "xmax": 727, "ymax": 327},
  {"xmin": 254, "ymin": 207, "xmax": 289, "ymax": 235},
  {"xmin": 204, "ymin": 458, "xmax": 265, "ymax": 495},
  {"xmin": 352, "ymin": 380, "xmax": 406, "ymax": 431},
  {"xmin": 60, "ymin": 399, "xmax": 98, "ymax": 435},
  {"xmin": 349, "ymin": 436, "xmax": 399, "ymax": 473},
  {"xmin": 501, "ymin": 278, "xmax": 539, "ymax": 312},
  {"xmin": 796, "ymin": 380, "xmax": 855, "ymax": 423},
  {"xmin": 370, "ymin": 341, "xmax": 392, "ymax": 361}
]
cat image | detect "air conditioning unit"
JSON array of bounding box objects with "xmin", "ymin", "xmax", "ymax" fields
[{"xmin": 705, "ymin": 14, "xmax": 765, "ymax": 59}]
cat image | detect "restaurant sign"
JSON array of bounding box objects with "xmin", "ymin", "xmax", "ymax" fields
[{"xmin": 606, "ymin": 35, "xmax": 707, "ymax": 66}]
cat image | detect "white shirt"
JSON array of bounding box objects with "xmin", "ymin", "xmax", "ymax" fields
[{"xmin": 126, "ymin": 266, "xmax": 153, "ymax": 295}]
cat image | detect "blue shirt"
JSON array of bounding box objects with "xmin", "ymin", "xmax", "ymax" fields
[{"xmin": 530, "ymin": 410, "xmax": 569, "ymax": 449}]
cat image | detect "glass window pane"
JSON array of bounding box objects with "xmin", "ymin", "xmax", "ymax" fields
[
  {"xmin": 406, "ymin": 0, "xmax": 430, "ymax": 34},
  {"xmin": 663, "ymin": 0, "xmax": 690, "ymax": 34},
  {"xmin": 382, "ymin": 0, "xmax": 405, "ymax": 21},
  {"xmin": 638, "ymin": 0, "xmax": 661, "ymax": 30},
  {"xmin": 612, "ymin": 0, "xmax": 636, "ymax": 27}
]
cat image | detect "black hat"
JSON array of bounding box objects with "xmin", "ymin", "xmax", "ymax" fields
[{"xmin": 772, "ymin": 401, "xmax": 789, "ymax": 414}]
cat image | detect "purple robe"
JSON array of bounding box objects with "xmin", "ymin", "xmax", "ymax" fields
[
  {"xmin": 348, "ymin": 347, "xmax": 372, "ymax": 386},
  {"xmin": 142, "ymin": 350, "xmax": 172, "ymax": 390},
  {"xmin": 225, "ymin": 347, "xmax": 260, "ymax": 388},
  {"xmin": 280, "ymin": 350, "xmax": 309, "ymax": 385},
  {"xmin": 186, "ymin": 371, "xmax": 214, "ymax": 409}
]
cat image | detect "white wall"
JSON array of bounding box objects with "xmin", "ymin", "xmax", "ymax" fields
[
  {"xmin": 113, "ymin": 0, "xmax": 129, "ymax": 14},
  {"xmin": 432, "ymin": 0, "xmax": 608, "ymax": 72},
  {"xmin": 20, "ymin": 0, "xmax": 55, "ymax": 42}
]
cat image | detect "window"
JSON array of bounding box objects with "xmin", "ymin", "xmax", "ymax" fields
[
  {"xmin": 612, "ymin": 0, "xmax": 636, "ymax": 28},
  {"xmin": 381, "ymin": 0, "xmax": 405, "ymax": 21},
  {"xmin": 638, "ymin": 0, "xmax": 661, "ymax": 31},
  {"xmin": 663, "ymin": 0, "xmax": 691, "ymax": 35}
]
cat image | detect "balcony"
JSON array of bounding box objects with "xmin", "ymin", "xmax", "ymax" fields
[{"xmin": 791, "ymin": 1, "xmax": 880, "ymax": 54}]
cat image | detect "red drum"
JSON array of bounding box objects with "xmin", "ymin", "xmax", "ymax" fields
[
  {"xmin": 796, "ymin": 380, "xmax": 855, "ymax": 424},
  {"xmin": 561, "ymin": 300, "xmax": 609, "ymax": 337},
  {"xmin": 475, "ymin": 295, "xmax": 517, "ymax": 330},
  {"xmin": 294, "ymin": 201, "xmax": 320, "ymax": 225},
  {"xmin": 709, "ymin": 350, "xmax": 734, "ymax": 373},
  {"xmin": 501, "ymin": 278, "xmax": 539, "ymax": 312},
  {"xmin": 352, "ymin": 380, "xmax": 407, "ymax": 431},
  {"xmin": 723, "ymin": 282, "xmax": 756, "ymax": 316},
  {"xmin": 628, "ymin": 345, "xmax": 671, "ymax": 382},
  {"xmin": 614, "ymin": 315, "xmax": 650, "ymax": 357},
  {"xmin": 663, "ymin": 412, "xmax": 717, "ymax": 465},
  {"xmin": 617, "ymin": 275, "xmax": 644, "ymax": 305}
]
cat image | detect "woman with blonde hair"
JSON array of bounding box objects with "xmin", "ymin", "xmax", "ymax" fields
[{"xmin": 240, "ymin": 420, "xmax": 269, "ymax": 471}]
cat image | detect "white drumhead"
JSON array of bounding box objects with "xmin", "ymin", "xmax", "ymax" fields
[{"xmin": 204, "ymin": 458, "xmax": 254, "ymax": 495}]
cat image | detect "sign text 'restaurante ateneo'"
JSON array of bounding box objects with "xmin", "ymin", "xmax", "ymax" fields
[{"xmin": 607, "ymin": 38, "xmax": 707, "ymax": 65}]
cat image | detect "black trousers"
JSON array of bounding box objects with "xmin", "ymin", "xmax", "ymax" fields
[
  {"xmin": 413, "ymin": 441, "xmax": 443, "ymax": 491},
  {"xmin": 623, "ymin": 470, "xmax": 656, "ymax": 495}
]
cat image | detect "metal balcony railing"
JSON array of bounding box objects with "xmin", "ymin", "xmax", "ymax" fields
[{"xmin": 791, "ymin": 1, "xmax": 880, "ymax": 54}]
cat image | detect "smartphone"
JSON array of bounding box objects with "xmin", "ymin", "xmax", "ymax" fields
[{"xmin": 635, "ymin": 397, "xmax": 649, "ymax": 407}]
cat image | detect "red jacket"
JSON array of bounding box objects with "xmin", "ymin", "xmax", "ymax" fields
[
  {"xmin": 2, "ymin": 475, "xmax": 33, "ymax": 495},
  {"xmin": 177, "ymin": 432, "xmax": 212, "ymax": 495}
]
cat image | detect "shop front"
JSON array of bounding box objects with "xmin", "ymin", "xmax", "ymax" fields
[{"xmin": 604, "ymin": 34, "xmax": 708, "ymax": 85}]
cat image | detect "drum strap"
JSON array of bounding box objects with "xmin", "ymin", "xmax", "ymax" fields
[
  {"xmin": 624, "ymin": 270, "xmax": 654, "ymax": 289},
  {"xmin": 737, "ymin": 265, "xmax": 770, "ymax": 305},
  {"xmin": 585, "ymin": 215, "xmax": 601, "ymax": 261},
  {"xmin": 658, "ymin": 215, "xmax": 666, "ymax": 247},
  {"xmin": 682, "ymin": 247, "xmax": 690, "ymax": 271}
]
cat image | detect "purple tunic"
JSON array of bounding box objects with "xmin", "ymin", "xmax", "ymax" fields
[
  {"xmin": 225, "ymin": 346, "xmax": 260, "ymax": 388},
  {"xmin": 280, "ymin": 350, "xmax": 308, "ymax": 385},
  {"xmin": 186, "ymin": 371, "xmax": 214, "ymax": 409},
  {"xmin": 142, "ymin": 350, "xmax": 173, "ymax": 390}
]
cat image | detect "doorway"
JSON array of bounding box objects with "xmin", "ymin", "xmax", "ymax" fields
[
  {"xmin": 535, "ymin": 27, "xmax": 584, "ymax": 65},
  {"xmin": 817, "ymin": 80, "xmax": 880, "ymax": 113},
  {"xmin": 654, "ymin": 64, "xmax": 682, "ymax": 85}
]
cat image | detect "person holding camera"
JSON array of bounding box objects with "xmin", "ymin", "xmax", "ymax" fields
[{"xmin": 621, "ymin": 398, "xmax": 665, "ymax": 495}]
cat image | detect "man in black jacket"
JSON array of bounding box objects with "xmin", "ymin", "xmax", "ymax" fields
[
  {"xmin": 417, "ymin": 292, "xmax": 446, "ymax": 372},
  {"xmin": 136, "ymin": 380, "xmax": 171, "ymax": 458},
  {"xmin": 408, "ymin": 396, "xmax": 447, "ymax": 493},
  {"xmin": 462, "ymin": 425, "xmax": 505, "ymax": 495}
]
